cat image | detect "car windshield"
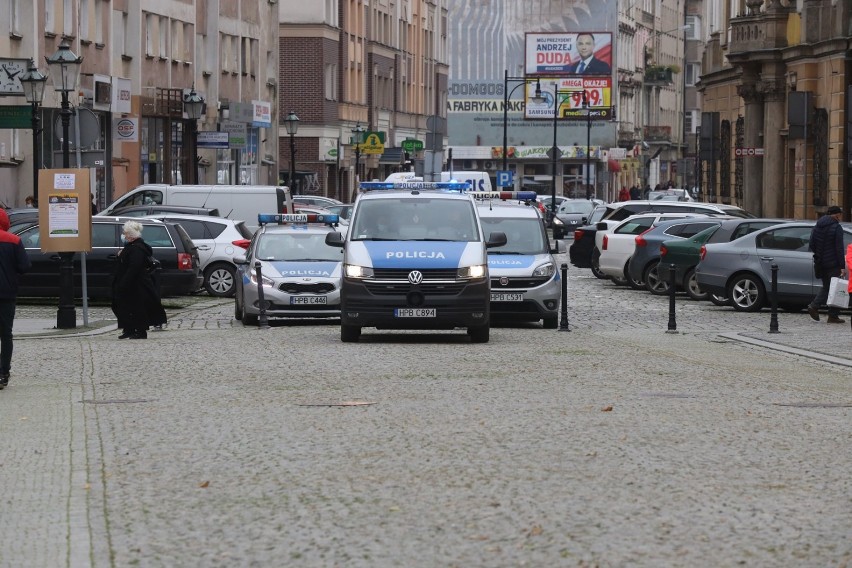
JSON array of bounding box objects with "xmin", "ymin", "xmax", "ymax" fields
[
  {"xmin": 480, "ymin": 218, "xmax": 546, "ymax": 255},
  {"xmin": 351, "ymin": 198, "xmax": 479, "ymax": 242},
  {"xmin": 255, "ymin": 232, "xmax": 340, "ymax": 261},
  {"xmin": 558, "ymin": 200, "xmax": 596, "ymax": 214}
]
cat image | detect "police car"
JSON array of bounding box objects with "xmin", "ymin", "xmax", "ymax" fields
[
  {"xmin": 475, "ymin": 193, "xmax": 564, "ymax": 329},
  {"xmin": 233, "ymin": 213, "xmax": 343, "ymax": 325},
  {"xmin": 324, "ymin": 181, "xmax": 507, "ymax": 343}
]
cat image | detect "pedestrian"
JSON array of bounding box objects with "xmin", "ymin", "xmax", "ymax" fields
[
  {"xmin": 618, "ymin": 186, "xmax": 630, "ymax": 202},
  {"xmin": 24, "ymin": 196, "xmax": 35, "ymax": 208},
  {"xmin": 808, "ymin": 206, "xmax": 847, "ymax": 323},
  {"xmin": 0, "ymin": 209, "xmax": 32, "ymax": 389},
  {"xmin": 112, "ymin": 220, "xmax": 167, "ymax": 339},
  {"xmin": 91, "ymin": 193, "xmax": 99, "ymax": 215},
  {"xmin": 629, "ymin": 185, "xmax": 640, "ymax": 200},
  {"xmin": 643, "ymin": 184, "xmax": 651, "ymax": 199}
]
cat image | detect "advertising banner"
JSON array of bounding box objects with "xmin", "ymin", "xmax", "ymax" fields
[
  {"xmin": 112, "ymin": 117, "xmax": 139, "ymax": 142},
  {"xmin": 525, "ymin": 32, "xmax": 613, "ymax": 76},
  {"xmin": 525, "ymin": 77, "xmax": 613, "ymax": 120}
]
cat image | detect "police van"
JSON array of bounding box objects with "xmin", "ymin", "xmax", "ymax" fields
[
  {"xmin": 475, "ymin": 194, "xmax": 564, "ymax": 329},
  {"xmin": 324, "ymin": 181, "xmax": 507, "ymax": 342}
]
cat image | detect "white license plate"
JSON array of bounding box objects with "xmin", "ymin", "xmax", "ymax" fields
[
  {"xmin": 394, "ymin": 308, "xmax": 437, "ymax": 318},
  {"xmin": 290, "ymin": 296, "xmax": 328, "ymax": 305},
  {"xmin": 491, "ymin": 292, "xmax": 524, "ymax": 302}
]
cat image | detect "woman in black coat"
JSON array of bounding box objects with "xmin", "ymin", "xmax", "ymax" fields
[{"xmin": 112, "ymin": 220, "xmax": 167, "ymax": 339}]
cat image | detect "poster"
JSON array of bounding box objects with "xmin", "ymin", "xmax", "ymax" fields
[{"xmin": 48, "ymin": 193, "xmax": 80, "ymax": 237}]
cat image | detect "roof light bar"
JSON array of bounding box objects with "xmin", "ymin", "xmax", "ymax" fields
[
  {"xmin": 358, "ymin": 181, "xmax": 472, "ymax": 191},
  {"xmin": 258, "ymin": 213, "xmax": 339, "ymax": 225},
  {"xmin": 468, "ymin": 191, "xmax": 538, "ymax": 201}
]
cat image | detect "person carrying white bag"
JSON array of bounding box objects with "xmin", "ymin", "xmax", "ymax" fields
[{"xmin": 808, "ymin": 206, "xmax": 847, "ymax": 323}]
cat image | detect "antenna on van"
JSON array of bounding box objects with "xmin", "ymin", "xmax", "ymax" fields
[{"xmin": 200, "ymin": 185, "xmax": 216, "ymax": 210}]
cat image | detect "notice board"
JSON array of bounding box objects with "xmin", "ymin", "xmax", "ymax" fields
[{"xmin": 38, "ymin": 169, "xmax": 93, "ymax": 253}]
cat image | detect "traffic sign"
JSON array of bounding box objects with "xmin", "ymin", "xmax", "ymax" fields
[
  {"xmin": 401, "ymin": 138, "xmax": 424, "ymax": 152},
  {"xmin": 735, "ymin": 147, "xmax": 765, "ymax": 157},
  {"xmin": 546, "ymin": 146, "xmax": 563, "ymax": 161},
  {"xmin": 496, "ymin": 170, "xmax": 514, "ymax": 188}
]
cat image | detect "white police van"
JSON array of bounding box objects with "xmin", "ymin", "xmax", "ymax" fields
[
  {"xmin": 475, "ymin": 193, "xmax": 564, "ymax": 329},
  {"xmin": 324, "ymin": 181, "xmax": 507, "ymax": 342}
]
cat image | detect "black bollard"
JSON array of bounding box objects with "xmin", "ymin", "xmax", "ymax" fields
[
  {"xmin": 254, "ymin": 261, "xmax": 270, "ymax": 329},
  {"xmin": 558, "ymin": 263, "xmax": 571, "ymax": 332},
  {"xmin": 769, "ymin": 263, "xmax": 779, "ymax": 333},
  {"xmin": 666, "ymin": 263, "xmax": 678, "ymax": 333}
]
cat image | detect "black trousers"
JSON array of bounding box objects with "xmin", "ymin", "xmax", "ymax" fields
[{"xmin": 0, "ymin": 300, "xmax": 17, "ymax": 374}]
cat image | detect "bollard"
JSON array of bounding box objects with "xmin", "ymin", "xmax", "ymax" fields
[
  {"xmin": 666, "ymin": 263, "xmax": 678, "ymax": 333},
  {"xmin": 254, "ymin": 261, "xmax": 270, "ymax": 329},
  {"xmin": 558, "ymin": 263, "xmax": 571, "ymax": 331},
  {"xmin": 769, "ymin": 263, "xmax": 779, "ymax": 333}
]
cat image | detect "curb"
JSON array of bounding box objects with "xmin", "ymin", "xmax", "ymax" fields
[{"xmin": 719, "ymin": 331, "xmax": 852, "ymax": 368}]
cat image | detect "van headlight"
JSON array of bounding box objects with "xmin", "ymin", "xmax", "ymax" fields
[
  {"xmin": 344, "ymin": 264, "xmax": 374, "ymax": 279},
  {"xmin": 249, "ymin": 272, "xmax": 275, "ymax": 288},
  {"xmin": 458, "ymin": 264, "xmax": 487, "ymax": 279},
  {"xmin": 533, "ymin": 262, "xmax": 555, "ymax": 278}
]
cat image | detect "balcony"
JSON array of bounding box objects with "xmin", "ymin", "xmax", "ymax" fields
[
  {"xmin": 643, "ymin": 125, "xmax": 673, "ymax": 143},
  {"xmin": 644, "ymin": 65, "xmax": 675, "ymax": 86},
  {"xmin": 617, "ymin": 122, "xmax": 639, "ymax": 147}
]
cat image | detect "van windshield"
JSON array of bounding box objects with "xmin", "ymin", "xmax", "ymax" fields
[{"xmin": 351, "ymin": 198, "xmax": 480, "ymax": 242}]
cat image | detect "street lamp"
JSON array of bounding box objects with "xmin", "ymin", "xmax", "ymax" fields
[
  {"xmin": 183, "ymin": 86, "xmax": 204, "ymax": 184},
  {"xmin": 583, "ymin": 91, "xmax": 592, "ymax": 200},
  {"xmin": 283, "ymin": 111, "xmax": 300, "ymax": 194},
  {"xmin": 45, "ymin": 40, "xmax": 82, "ymax": 330},
  {"xmin": 531, "ymin": 79, "xmax": 561, "ymax": 219},
  {"xmin": 501, "ymin": 70, "xmax": 529, "ymax": 172},
  {"xmin": 19, "ymin": 60, "xmax": 47, "ymax": 207},
  {"xmin": 351, "ymin": 122, "xmax": 366, "ymax": 186}
]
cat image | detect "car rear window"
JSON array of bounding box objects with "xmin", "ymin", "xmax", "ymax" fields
[
  {"xmin": 142, "ymin": 225, "xmax": 175, "ymax": 248},
  {"xmin": 172, "ymin": 224, "xmax": 196, "ymax": 252}
]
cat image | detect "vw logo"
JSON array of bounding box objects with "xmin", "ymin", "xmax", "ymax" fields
[
  {"xmin": 408, "ymin": 270, "xmax": 424, "ymax": 284},
  {"xmin": 499, "ymin": 277, "xmax": 509, "ymax": 286}
]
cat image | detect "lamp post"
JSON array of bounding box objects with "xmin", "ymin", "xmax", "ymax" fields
[
  {"xmin": 531, "ymin": 79, "xmax": 561, "ymax": 219},
  {"xmin": 583, "ymin": 91, "xmax": 592, "ymax": 200},
  {"xmin": 501, "ymin": 70, "xmax": 529, "ymax": 172},
  {"xmin": 45, "ymin": 40, "xmax": 82, "ymax": 330},
  {"xmin": 19, "ymin": 60, "xmax": 47, "ymax": 207},
  {"xmin": 351, "ymin": 122, "xmax": 365, "ymax": 188},
  {"xmin": 183, "ymin": 86, "xmax": 204, "ymax": 184},
  {"xmin": 283, "ymin": 111, "xmax": 300, "ymax": 194}
]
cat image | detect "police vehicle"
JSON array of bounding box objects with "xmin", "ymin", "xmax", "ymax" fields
[
  {"xmin": 324, "ymin": 181, "xmax": 507, "ymax": 343},
  {"xmin": 475, "ymin": 193, "xmax": 564, "ymax": 329},
  {"xmin": 233, "ymin": 213, "xmax": 342, "ymax": 325}
]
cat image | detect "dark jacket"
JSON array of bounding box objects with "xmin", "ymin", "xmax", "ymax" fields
[
  {"xmin": 569, "ymin": 57, "xmax": 611, "ymax": 75},
  {"xmin": 0, "ymin": 209, "xmax": 31, "ymax": 300},
  {"xmin": 112, "ymin": 238, "xmax": 167, "ymax": 330},
  {"xmin": 809, "ymin": 215, "xmax": 845, "ymax": 269}
]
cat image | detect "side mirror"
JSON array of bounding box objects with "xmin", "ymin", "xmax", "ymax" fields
[
  {"xmin": 325, "ymin": 231, "xmax": 345, "ymax": 247},
  {"xmin": 232, "ymin": 254, "xmax": 248, "ymax": 265},
  {"xmin": 486, "ymin": 231, "xmax": 507, "ymax": 248}
]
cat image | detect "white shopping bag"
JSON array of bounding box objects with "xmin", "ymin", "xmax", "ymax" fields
[{"xmin": 826, "ymin": 277, "xmax": 850, "ymax": 308}]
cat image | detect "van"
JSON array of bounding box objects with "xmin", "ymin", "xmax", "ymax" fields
[
  {"xmin": 324, "ymin": 180, "xmax": 507, "ymax": 343},
  {"xmin": 99, "ymin": 185, "xmax": 292, "ymax": 231},
  {"xmin": 384, "ymin": 171, "xmax": 493, "ymax": 193}
]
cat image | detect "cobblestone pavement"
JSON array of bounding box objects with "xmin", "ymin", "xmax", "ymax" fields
[{"xmin": 1, "ymin": 267, "xmax": 850, "ymax": 567}]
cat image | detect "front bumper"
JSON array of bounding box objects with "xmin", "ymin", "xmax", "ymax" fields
[
  {"xmin": 340, "ymin": 277, "xmax": 490, "ymax": 329},
  {"xmin": 242, "ymin": 277, "xmax": 341, "ymax": 318},
  {"xmin": 488, "ymin": 273, "xmax": 560, "ymax": 322}
]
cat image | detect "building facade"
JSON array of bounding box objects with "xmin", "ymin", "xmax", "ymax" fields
[
  {"xmin": 698, "ymin": 0, "xmax": 851, "ymax": 218},
  {"xmin": 279, "ymin": 0, "xmax": 449, "ymax": 202},
  {"xmin": 0, "ymin": 0, "xmax": 280, "ymax": 209}
]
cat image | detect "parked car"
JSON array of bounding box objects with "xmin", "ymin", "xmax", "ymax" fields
[
  {"xmin": 648, "ymin": 189, "xmax": 695, "ymax": 202},
  {"xmin": 291, "ymin": 195, "xmax": 343, "ymax": 208},
  {"xmin": 598, "ymin": 213, "xmax": 714, "ymax": 287},
  {"xmin": 6, "ymin": 209, "xmax": 40, "ymax": 235},
  {"xmin": 323, "ymin": 203, "xmax": 354, "ymax": 222},
  {"xmin": 16, "ymin": 217, "xmax": 202, "ymax": 298},
  {"xmin": 552, "ymin": 199, "xmax": 605, "ymax": 239},
  {"xmin": 141, "ymin": 213, "xmax": 254, "ymax": 297},
  {"xmin": 657, "ymin": 218, "xmax": 788, "ymax": 301},
  {"xmin": 626, "ymin": 217, "xmax": 734, "ymax": 294},
  {"xmin": 569, "ymin": 200, "xmax": 752, "ymax": 279},
  {"xmin": 695, "ymin": 221, "xmax": 852, "ymax": 312},
  {"xmin": 105, "ymin": 204, "xmax": 221, "ymax": 218}
]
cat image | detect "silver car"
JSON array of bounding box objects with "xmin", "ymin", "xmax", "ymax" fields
[{"xmin": 695, "ymin": 221, "xmax": 852, "ymax": 312}]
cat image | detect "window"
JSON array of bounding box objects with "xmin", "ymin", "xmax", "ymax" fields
[
  {"xmin": 9, "ymin": 0, "xmax": 20, "ymax": 35},
  {"xmin": 94, "ymin": 0, "xmax": 104, "ymax": 44},
  {"xmin": 686, "ymin": 63, "xmax": 702, "ymax": 87},
  {"xmin": 45, "ymin": 1, "xmax": 55, "ymax": 34},
  {"xmin": 159, "ymin": 16, "xmax": 168, "ymax": 57},
  {"xmin": 685, "ymin": 15, "xmax": 702, "ymax": 40},
  {"xmin": 141, "ymin": 225, "xmax": 173, "ymax": 248},
  {"xmin": 145, "ymin": 13, "xmax": 155, "ymax": 56},
  {"xmin": 756, "ymin": 227, "xmax": 811, "ymax": 252},
  {"xmin": 164, "ymin": 219, "xmax": 208, "ymax": 240},
  {"xmin": 615, "ymin": 218, "xmax": 654, "ymax": 235},
  {"xmin": 678, "ymin": 222, "xmax": 718, "ymax": 238},
  {"xmin": 63, "ymin": 0, "xmax": 73, "ymax": 36},
  {"xmin": 80, "ymin": 0, "xmax": 89, "ymax": 39},
  {"xmin": 92, "ymin": 223, "xmax": 117, "ymax": 247},
  {"xmin": 324, "ymin": 64, "xmax": 338, "ymax": 100}
]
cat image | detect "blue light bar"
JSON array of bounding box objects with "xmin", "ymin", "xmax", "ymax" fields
[
  {"xmin": 468, "ymin": 191, "xmax": 538, "ymax": 201},
  {"xmin": 359, "ymin": 181, "xmax": 472, "ymax": 191},
  {"xmin": 258, "ymin": 213, "xmax": 339, "ymax": 225}
]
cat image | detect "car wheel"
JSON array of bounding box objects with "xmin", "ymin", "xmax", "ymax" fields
[
  {"xmin": 341, "ymin": 324, "xmax": 361, "ymax": 342},
  {"xmin": 468, "ymin": 324, "xmax": 490, "ymax": 343},
  {"xmin": 204, "ymin": 263, "xmax": 236, "ymax": 297},
  {"xmin": 542, "ymin": 316, "xmax": 558, "ymax": 329},
  {"xmin": 590, "ymin": 249, "xmax": 609, "ymax": 280},
  {"xmin": 684, "ymin": 268, "xmax": 708, "ymax": 301},
  {"xmin": 644, "ymin": 261, "xmax": 670, "ymax": 295},
  {"xmin": 709, "ymin": 294, "xmax": 731, "ymax": 307},
  {"xmin": 727, "ymin": 273, "xmax": 765, "ymax": 312},
  {"xmin": 241, "ymin": 302, "xmax": 259, "ymax": 326},
  {"xmin": 626, "ymin": 259, "xmax": 645, "ymax": 290}
]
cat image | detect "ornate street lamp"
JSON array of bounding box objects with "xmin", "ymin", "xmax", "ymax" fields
[
  {"xmin": 501, "ymin": 70, "xmax": 529, "ymax": 173},
  {"xmin": 583, "ymin": 91, "xmax": 592, "ymax": 200},
  {"xmin": 183, "ymin": 86, "xmax": 204, "ymax": 184},
  {"xmin": 283, "ymin": 111, "xmax": 300, "ymax": 195},
  {"xmin": 351, "ymin": 122, "xmax": 366, "ymax": 186},
  {"xmin": 45, "ymin": 40, "xmax": 83, "ymax": 329},
  {"xmin": 19, "ymin": 60, "xmax": 47, "ymax": 207}
]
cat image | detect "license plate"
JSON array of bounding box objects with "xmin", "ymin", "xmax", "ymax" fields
[
  {"xmin": 290, "ymin": 296, "xmax": 328, "ymax": 305},
  {"xmin": 491, "ymin": 292, "xmax": 524, "ymax": 302},
  {"xmin": 394, "ymin": 308, "xmax": 437, "ymax": 318}
]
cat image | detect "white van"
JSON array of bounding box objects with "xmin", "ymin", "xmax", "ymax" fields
[
  {"xmin": 384, "ymin": 171, "xmax": 493, "ymax": 193},
  {"xmin": 99, "ymin": 185, "xmax": 293, "ymax": 231}
]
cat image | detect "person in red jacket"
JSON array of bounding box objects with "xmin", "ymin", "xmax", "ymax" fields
[{"xmin": 0, "ymin": 208, "xmax": 32, "ymax": 389}]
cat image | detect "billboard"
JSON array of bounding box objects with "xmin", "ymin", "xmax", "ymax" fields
[
  {"xmin": 525, "ymin": 32, "xmax": 613, "ymax": 76},
  {"xmin": 525, "ymin": 77, "xmax": 613, "ymax": 121}
]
